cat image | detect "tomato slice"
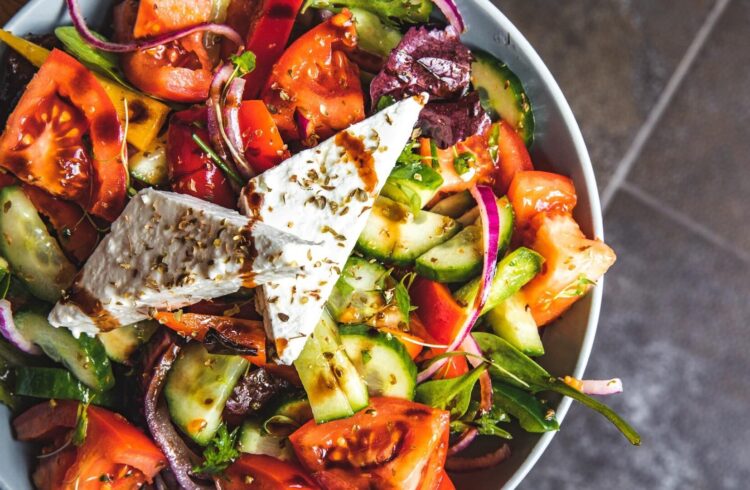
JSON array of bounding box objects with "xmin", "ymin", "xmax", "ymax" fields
[
  {"xmin": 243, "ymin": 0, "xmax": 304, "ymax": 99},
  {"xmin": 22, "ymin": 185, "xmax": 99, "ymax": 265},
  {"xmin": 522, "ymin": 213, "xmax": 616, "ymax": 326},
  {"xmin": 153, "ymin": 311, "xmax": 267, "ymax": 365},
  {"xmin": 508, "ymin": 170, "xmax": 577, "ymax": 230},
  {"xmin": 436, "ymin": 471, "xmax": 456, "ymax": 490},
  {"xmin": 167, "ymin": 107, "xmax": 237, "ymax": 208},
  {"xmin": 410, "ymin": 276, "xmax": 467, "ymax": 345},
  {"xmin": 0, "ymin": 49, "xmax": 127, "ymax": 221},
  {"xmin": 14, "ymin": 401, "xmax": 166, "ymax": 488},
  {"xmin": 419, "ymin": 132, "xmax": 496, "ymax": 196},
  {"xmin": 133, "ymin": 0, "xmax": 213, "ymax": 38},
  {"xmin": 491, "ymin": 121, "xmax": 534, "ymax": 195},
  {"xmin": 114, "ymin": 0, "xmax": 217, "ymax": 102},
  {"xmin": 238, "ymin": 100, "xmax": 289, "ymax": 173},
  {"xmin": 224, "ymin": 454, "xmax": 320, "ymax": 490},
  {"xmin": 262, "ymin": 10, "xmax": 365, "ymax": 144},
  {"xmin": 290, "ymin": 397, "xmax": 450, "ymax": 490}
]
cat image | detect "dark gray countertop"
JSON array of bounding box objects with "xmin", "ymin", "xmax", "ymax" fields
[{"xmin": 495, "ymin": 1, "xmax": 750, "ymax": 488}]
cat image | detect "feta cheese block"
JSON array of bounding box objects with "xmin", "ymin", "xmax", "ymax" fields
[
  {"xmin": 49, "ymin": 189, "xmax": 318, "ymax": 337},
  {"xmin": 240, "ymin": 94, "xmax": 428, "ymax": 364}
]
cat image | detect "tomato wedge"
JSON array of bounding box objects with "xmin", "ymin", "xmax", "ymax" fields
[
  {"xmin": 133, "ymin": 0, "xmax": 213, "ymax": 38},
  {"xmin": 262, "ymin": 10, "xmax": 364, "ymax": 144},
  {"xmin": 14, "ymin": 401, "xmax": 166, "ymax": 490},
  {"xmin": 491, "ymin": 121, "xmax": 534, "ymax": 195},
  {"xmin": 223, "ymin": 454, "xmax": 320, "ymax": 490},
  {"xmin": 436, "ymin": 471, "xmax": 456, "ymax": 490},
  {"xmin": 0, "ymin": 49, "xmax": 127, "ymax": 221},
  {"xmin": 114, "ymin": 0, "xmax": 217, "ymax": 102},
  {"xmin": 290, "ymin": 397, "xmax": 450, "ymax": 490},
  {"xmin": 419, "ymin": 133, "xmax": 496, "ymax": 196},
  {"xmin": 522, "ymin": 213, "xmax": 616, "ymax": 326},
  {"xmin": 508, "ymin": 170, "xmax": 577, "ymax": 231},
  {"xmin": 410, "ymin": 276, "xmax": 467, "ymax": 345},
  {"xmin": 167, "ymin": 107, "xmax": 237, "ymax": 208},
  {"xmin": 238, "ymin": 100, "xmax": 289, "ymax": 173},
  {"xmin": 22, "ymin": 185, "xmax": 99, "ymax": 265},
  {"xmin": 153, "ymin": 311, "xmax": 266, "ymax": 365}
]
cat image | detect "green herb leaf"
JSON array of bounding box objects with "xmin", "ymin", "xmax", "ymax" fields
[
  {"xmin": 72, "ymin": 403, "xmax": 89, "ymax": 447},
  {"xmin": 302, "ymin": 0, "xmax": 432, "ymax": 23},
  {"xmin": 488, "ymin": 123, "xmax": 500, "ymax": 163},
  {"xmin": 394, "ymin": 272, "xmax": 417, "ymax": 320},
  {"xmin": 453, "ymin": 150, "xmax": 475, "ymax": 175},
  {"xmin": 396, "ymin": 141, "xmax": 423, "ymax": 167},
  {"xmin": 191, "ymin": 133, "xmax": 244, "ymax": 186},
  {"xmin": 192, "ymin": 424, "xmax": 240, "ymax": 477},
  {"xmin": 493, "ymin": 382, "xmax": 558, "ymax": 433},
  {"xmin": 0, "ymin": 273, "xmax": 10, "ymax": 300},
  {"xmin": 552, "ymin": 274, "xmax": 597, "ymax": 301},
  {"xmin": 415, "ymin": 365, "xmax": 487, "ymax": 419},
  {"xmin": 376, "ymin": 95, "xmax": 396, "ymax": 111},
  {"xmin": 230, "ymin": 51, "xmax": 257, "ymax": 77},
  {"xmin": 54, "ymin": 27, "xmax": 134, "ymax": 90}
]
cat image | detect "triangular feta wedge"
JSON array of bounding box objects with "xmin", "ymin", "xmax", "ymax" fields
[{"xmin": 240, "ymin": 94, "xmax": 427, "ymax": 364}]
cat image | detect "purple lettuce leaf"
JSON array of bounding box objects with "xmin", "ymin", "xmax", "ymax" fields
[{"xmin": 418, "ymin": 92, "xmax": 491, "ymax": 148}]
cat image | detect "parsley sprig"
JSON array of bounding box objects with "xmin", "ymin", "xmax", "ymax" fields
[{"xmin": 192, "ymin": 424, "xmax": 240, "ymax": 477}]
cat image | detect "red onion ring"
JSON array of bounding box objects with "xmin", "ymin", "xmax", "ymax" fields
[
  {"xmin": 448, "ymin": 427, "xmax": 478, "ymax": 457},
  {"xmin": 432, "ymin": 0, "xmax": 466, "ymax": 33},
  {"xmin": 208, "ymin": 64, "xmax": 235, "ymax": 163},
  {"xmin": 418, "ymin": 185, "xmax": 500, "ymax": 382},
  {"xmin": 66, "ymin": 0, "xmax": 242, "ymax": 52},
  {"xmin": 0, "ymin": 300, "xmax": 41, "ymax": 355},
  {"xmin": 581, "ymin": 378, "xmax": 623, "ymax": 396},
  {"xmin": 145, "ymin": 343, "xmax": 211, "ymax": 490},
  {"xmin": 445, "ymin": 443, "xmax": 511, "ymax": 472},
  {"xmin": 222, "ymin": 77, "xmax": 256, "ymax": 179}
]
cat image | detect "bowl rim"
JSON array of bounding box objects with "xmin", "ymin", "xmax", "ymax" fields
[{"xmin": 3, "ymin": 1, "xmax": 604, "ymax": 488}]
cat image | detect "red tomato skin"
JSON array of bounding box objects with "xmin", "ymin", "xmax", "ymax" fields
[
  {"xmin": 436, "ymin": 472, "xmax": 456, "ymax": 490},
  {"xmin": 133, "ymin": 0, "xmax": 213, "ymax": 38},
  {"xmin": 491, "ymin": 121, "xmax": 534, "ymax": 195},
  {"xmin": 243, "ymin": 0, "xmax": 305, "ymax": 99},
  {"xmin": 508, "ymin": 170, "xmax": 577, "ymax": 230},
  {"xmin": 172, "ymin": 165, "xmax": 237, "ymax": 209},
  {"xmin": 238, "ymin": 100, "xmax": 289, "ymax": 173},
  {"xmin": 410, "ymin": 276, "xmax": 467, "ymax": 345},
  {"xmin": 224, "ymin": 454, "xmax": 320, "ymax": 490}
]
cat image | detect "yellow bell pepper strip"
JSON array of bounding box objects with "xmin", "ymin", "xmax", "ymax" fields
[{"xmin": 0, "ymin": 29, "xmax": 169, "ymax": 151}]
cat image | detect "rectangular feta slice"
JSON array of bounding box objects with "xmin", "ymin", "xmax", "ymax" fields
[
  {"xmin": 240, "ymin": 95, "xmax": 427, "ymax": 364},
  {"xmin": 49, "ymin": 189, "xmax": 317, "ymax": 337}
]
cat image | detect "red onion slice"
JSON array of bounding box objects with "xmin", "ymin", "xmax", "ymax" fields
[
  {"xmin": 445, "ymin": 443, "xmax": 511, "ymax": 472},
  {"xmin": 66, "ymin": 0, "xmax": 242, "ymax": 53},
  {"xmin": 417, "ymin": 185, "xmax": 500, "ymax": 382},
  {"xmin": 448, "ymin": 427, "xmax": 478, "ymax": 457},
  {"xmin": 222, "ymin": 77, "xmax": 256, "ymax": 179},
  {"xmin": 461, "ymin": 335, "xmax": 493, "ymax": 413},
  {"xmin": 295, "ymin": 109, "xmax": 313, "ymax": 142},
  {"xmin": 581, "ymin": 378, "xmax": 623, "ymax": 396},
  {"xmin": 432, "ymin": 0, "xmax": 466, "ymax": 33},
  {"xmin": 207, "ymin": 64, "xmax": 235, "ymax": 163},
  {"xmin": 145, "ymin": 344, "xmax": 211, "ymax": 490},
  {"xmin": 0, "ymin": 300, "xmax": 41, "ymax": 355}
]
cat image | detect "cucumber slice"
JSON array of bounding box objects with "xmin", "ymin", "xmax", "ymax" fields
[
  {"xmin": 14, "ymin": 311, "xmax": 114, "ymax": 391},
  {"xmin": 415, "ymin": 197, "xmax": 514, "ymax": 283},
  {"xmin": 429, "ymin": 191, "xmax": 474, "ymax": 218},
  {"xmin": 327, "ymin": 256, "xmax": 388, "ymax": 324},
  {"xmin": 0, "ymin": 186, "xmax": 76, "ymax": 302},
  {"xmin": 271, "ymin": 395, "xmax": 313, "ymax": 426},
  {"xmin": 485, "ymin": 292, "xmax": 544, "ymax": 357},
  {"xmin": 381, "ymin": 163, "xmax": 444, "ymax": 211},
  {"xmin": 164, "ymin": 343, "xmax": 248, "ymax": 445},
  {"xmin": 471, "ymin": 49, "xmax": 535, "ymax": 146},
  {"xmin": 339, "ymin": 325, "xmax": 417, "ymax": 400},
  {"xmin": 357, "ymin": 197, "xmax": 460, "ymax": 266},
  {"xmin": 294, "ymin": 311, "xmax": 368, "ymax": 423},
  {"xmin": 454, "ymin": 247, "xmax": 543, "ymax": 315},
  {"xmin": 238, "ymin": 419, "xmax": 294, "ymax": 460},
  {"xmin": 350, "ymin": 8, "xmax": 402, "ymax": 58},
  {"xmin": 98, "ymin": 321, "xmax": 159, "ymax": 364},
  {"xmin": 14, "ymin": 366, "xmax": 116, "ymax": 406},
  {"xmin": 128, "ymin": 134, "xmax": 168, "ymax": 186}
]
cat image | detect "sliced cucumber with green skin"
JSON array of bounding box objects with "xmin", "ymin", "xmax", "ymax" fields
[
  {"xmin": 357, "ymin": 197, "xmax": 460, "ymax": 266},
  {"xmin": 485, "ymin": 292, "xmax": 544, "ymax": 357},
  {"xmin": 415, "ymin": 197, "xmax": 514, "ymax": 283},
  {"xmin": 14, "ymin": 366, "xmax": 116, "ymax": 406},
  {"xmin": 339, "ymin": 325, "xmax": 417, "ymax": 400},
  {"xmin": 0, "ymin": 187, "xmax": 76, "ymax": 303},
  {"xmin": 164, "ymin": 343, "xmax": 248, "ymax": 445},
  {"xmin": 429, "ymin": 191, "xmax": 474, "ymax": 218},
  {"xmin": 493, "ymin": 383, "xmax": 559, "ymax": 433},
  {"xmin": 454, "ymin": 247, "xmax": 543, "ymax": 316},
  {"xmin": 381, "ymin": 163, "xmax": 444, "ymax": 211},
  {"xmin": 129, "ymin": 134, "xmax": 169, "ymax": 186},
  {"xmin": 266, "ymin": 394, "xmax": 313, "ymax": 432},
  {"xmin": 350, "ymin": 8, "xmax": 402, "ymax": 58},
  {"xmin": 98, "ymin": 321, "xmax": 159, "ymax": 364},
  {"xmin": 294, "ymin": 311, "xmax": 368, "ymax": 423},
  {"xmin": 327, "ymin": 257, "xmax": 388, "ymax": 324},
  {"xmin": 471, "ymin": 49, "xmax": 535, "ymax": 146},
  {"xmin": 13, "ymin": 311, "xmax": 114, "ymax": 391},
  {"xmin": 238, "ymin": 419, "xmax": 294, "ymax": 460}
]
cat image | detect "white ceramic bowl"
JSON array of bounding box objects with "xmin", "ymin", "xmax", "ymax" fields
[{"xmin": 0, "ymin": 1, "xmax": 604, "ymax": 488}]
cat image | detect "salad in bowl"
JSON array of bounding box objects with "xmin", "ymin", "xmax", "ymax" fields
[{"xmin": 0, "ymin": 0, "xmax": 639, "ymax": 488}]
